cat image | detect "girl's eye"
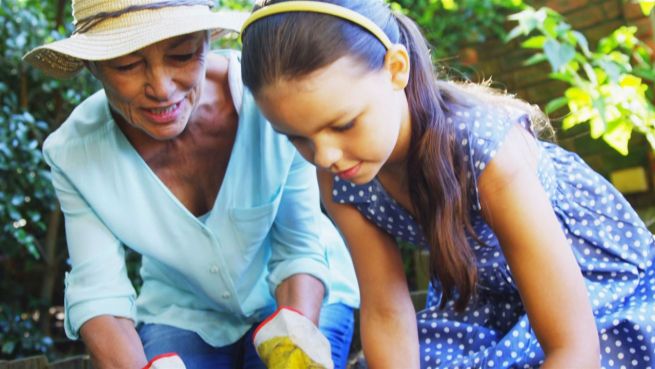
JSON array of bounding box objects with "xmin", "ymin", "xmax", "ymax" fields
[
  {"xmin": 287, "ymin": 135, "xmax": 303, "ymax": 143},
  {"xmin": 170, "ymin": 53, "xmax": 194, "ymax": 62},
  {"xmin": 333, "ymin": 121, "xmax": 355, "ymax": 132}
]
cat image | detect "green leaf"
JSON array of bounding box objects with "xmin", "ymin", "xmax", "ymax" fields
[
  {"xmin": 543, "ymin": 39, "xmax": 575, "ymax": 71},
  {"xmin": 571, "ymin": 30, "xmax": 590, "ymax": 57},
  {"xmin": 507, "ymin": 7, "xmax": 543, "ymax": 38},
  {"xmin": 523, "ymin": 53, "xmax": 547, "ymax": 66},
  {"xmin": 619, "ymin": 74, "xmax": 641, "ymax": 86},
  {"xmin": 440, "ymin": 0, "xmax": 457, "ymax": 11},
  {"xmin": 521, "ymin": 35, "xmax": 547, "ymax": 48},
  {"xmin": 633, "ymin": 67, "xmax": 655, "ymax": 82},
  {"xmin": 582, "ymin": 63, "xmax": 598, "ymax": 85},
  {"xmin": 506, "ymin": 25, "xmax": 527, "ymax": 41},
  {"xmin": 603, "ymin": 120, "xmax": 633, "ymax": 155},
  {"xmin": 589, "ymin": 116, "xmax": 606, "ymax": 139},
  {"xmin": 2, "ymin": 341, "xmax": 16, "ymax": 354},
  {"xmin": 562, "ymin": 109, "xmax": 591, "ymax": 130},
  {"xmin": 641, "ymin": 1, "xmax": 655, "ymax": 15},
  {"xmin": 613, "ymin": 26, "xmax": 639, "ymax": 49},
  {"xmin": 597, "ymin": 60, "xmax": 622, "ymax": 83},
  {"xmin": 565, "ymin": 87, "xmax": 592, "ymax": 106},
  {"xmin": 549, "ymin": 71, "xmax": 575, "ymax": 84},
  {"xmin": 545, "ymin": 97, "xmax": 569, "ymax": 114},
  {"xmin": 645, "ymin": 132, "xmax": 655, "ymax": 151}
]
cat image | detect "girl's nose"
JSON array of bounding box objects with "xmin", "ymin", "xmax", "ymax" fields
[{"xmin": 313, "ymin": 142, "xmax": 342, "ymax": 170}]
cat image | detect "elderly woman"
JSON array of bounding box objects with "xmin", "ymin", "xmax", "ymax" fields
[{"xmin": 23, "ymin": 1, "xmax": 359, "ymax": 368}]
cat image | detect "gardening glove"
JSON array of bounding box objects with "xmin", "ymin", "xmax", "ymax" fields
[
  {"xmin": 142, "ymin": 353, "xmax": 187, "ymax": 369},
  {"xmin": 253, "ymin": 307, "xmax": 334, "ymax": 369}
]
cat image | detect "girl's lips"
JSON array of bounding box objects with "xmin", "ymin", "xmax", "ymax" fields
[
  {"xmin": 337, "ymin": 162, "xmax": 362, "ymax": 180},
  {"xmin": 142, "ymin": 100, "xmax": 183, "ymax": 123}
]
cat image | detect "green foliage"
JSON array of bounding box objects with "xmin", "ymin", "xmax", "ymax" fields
[
  {"xmin": 1, "ymin": 0, "xmax": 55, "ymax": 260},
  {"xmin": 389, "ymin": 0, "xmax": 524, "ymax": 64},
  {"xmin": 1, "ymin": 0, "xmax": 98, "ymax": 360},
  {"xmin": 508, "ymin": 7, "xmax": 655, "ymax": 155},
  {"xmin": 0, "ymin": 0, "xmax": 97, "ymax": 261},
  {"xmin": 213, "ymin": 0, "xmax": 253, "ymax": 49},
  {"xmin": 0, "ymin": 305, "xmax": 54, "ymax": 359}
]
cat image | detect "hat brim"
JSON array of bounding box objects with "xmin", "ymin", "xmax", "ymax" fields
[{"xmin": 23, "ymin": 10, "xmax": 249, "ymax": 79}]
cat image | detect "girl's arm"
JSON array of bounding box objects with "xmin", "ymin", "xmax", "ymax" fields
[
  {"xmin": 478, "ymin": 125, "xmax": 600, "ymax": 369},
  {"xmin": 317, "ymin": 170, "xmax": 419, "ymax": 369}
]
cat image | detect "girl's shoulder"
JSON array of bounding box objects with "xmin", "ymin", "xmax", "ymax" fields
[
  {"xmin": 448, "ymin": 99, "xmax": 533, "ymax": 159},
  {"xmin": 446, "ymin": 100, "xmax": 536, "ymax": 210},
  {"xmin": 447, "ymin": 100, "xmax": 532, "ymax": 142}
]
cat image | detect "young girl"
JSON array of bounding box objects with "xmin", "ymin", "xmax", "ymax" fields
[{"xmin": 240, "ymin": 0, "xmax": 655, "ymax": 368}]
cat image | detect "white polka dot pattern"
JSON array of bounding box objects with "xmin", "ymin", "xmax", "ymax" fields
[{"xmin": 331, "ymin": 104, "xmax": 655, "ymax": 368}]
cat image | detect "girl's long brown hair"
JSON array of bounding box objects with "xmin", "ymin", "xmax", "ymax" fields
[{"xmin": 241, "ymin": 0, "xmax": 549, "ymax": 310}]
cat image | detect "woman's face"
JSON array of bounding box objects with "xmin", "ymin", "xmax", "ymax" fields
[
  {"xmin": 91, "ymin": 31, "xmax": 208, "ymax": 140},
  {"xmin": 255, "ymin": 54, "xmax": 411, "ymax": 185}
]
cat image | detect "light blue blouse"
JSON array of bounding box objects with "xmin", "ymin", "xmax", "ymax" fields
[{"xmin": 42, "ymin": 51, "xmax": 359, "ymax": 347}]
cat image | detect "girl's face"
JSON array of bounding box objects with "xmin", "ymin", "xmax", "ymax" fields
[
  {"xmin": 90, "ymin": 31, "xmax": 208, "ymax": 141},
  {"xmin": 255, "ymin": 53, "xmax": 411, "ymax": 184}
]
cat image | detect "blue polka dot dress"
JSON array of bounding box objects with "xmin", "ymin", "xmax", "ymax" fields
[{"xmin": 332, "ymin": 104, "xmax": 655, "ymax": 369}]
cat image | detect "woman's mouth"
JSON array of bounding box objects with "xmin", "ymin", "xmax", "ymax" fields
[{"xmin": 142, "ymin": 101, "xmax": 183, "ymax": 123}]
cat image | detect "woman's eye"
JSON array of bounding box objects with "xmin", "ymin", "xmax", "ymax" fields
[
  {"xmin": 333, "ymin": 121, "xmax": 355, "ymax": 132},
  {"xmin": 114, "ymin": 62, "xmax": 140, "ymax": 71},
  {"xmin": 170, "ymin": 53, "xmax": 194, "ymax": 62}
]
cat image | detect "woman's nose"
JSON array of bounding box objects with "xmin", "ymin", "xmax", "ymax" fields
[{"xmin": 144, "ymin": 66, "xmax": 175, "ymax": 101}]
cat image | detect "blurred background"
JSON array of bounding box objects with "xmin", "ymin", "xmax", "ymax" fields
[{"xmin": 1, "ymin": 0, "xmax": 654, "ymax": 364}]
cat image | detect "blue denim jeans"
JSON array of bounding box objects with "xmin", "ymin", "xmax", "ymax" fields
[
  {"xmin": 319, "ymin": 302, "xmax": 355, "ymax": 369},
  {"xmin": 138, "ymin": 303, "xmax": 355, "ymax": 369}
]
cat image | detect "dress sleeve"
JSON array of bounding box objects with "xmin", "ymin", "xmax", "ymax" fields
[
  {"xmin": 454, "ymin": 105, "xmax": 534, "ymax": 210},
  {"xmin": 265, "ymin": 151, "xmax": 330, "ymax": 300},
  {"xmin": 44, "ymin": 149, "xmax": 137, "ymax": 339}
]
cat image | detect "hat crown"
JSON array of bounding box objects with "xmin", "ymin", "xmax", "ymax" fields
[
  {"xmin": 72, "ymin": 0, "xmax": 156, "ymax": 24},
  {"xmin": 72, "ymin": 0, "xmax": 215, "ymax": 27}
]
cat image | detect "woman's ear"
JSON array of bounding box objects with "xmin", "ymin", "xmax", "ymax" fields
[
  {"xmin": 384, "ymin": 44, "xmax": 410, "ymax": 91},
  {"xmin": 84, "ymin": 60, "xmax": 102, "ymax": 82},
  {"xmin": 84, "ymin": 60, "xmax": 100, "ymax": 79}
]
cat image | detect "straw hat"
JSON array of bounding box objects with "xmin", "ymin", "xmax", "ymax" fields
[{"xmin": 23, "ymin": 0, "xmax": 249, "ymax": 79}]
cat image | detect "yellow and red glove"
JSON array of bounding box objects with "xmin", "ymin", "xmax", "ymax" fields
[
  {"xmin": 253, "ymin": 307, "xmax": 334, "ymax": 369},
  {"xmin": 142, "ymin": 353, "xmax": 187, "ymax": 369}
]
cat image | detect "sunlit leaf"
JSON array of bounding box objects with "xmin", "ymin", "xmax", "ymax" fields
[
  {"xmin": 603, "ymin": 120, "xmax": 633, "ymax": 155},
  {"xmin": 521, "ymin": 35, "xmax": 547, "ymax": 48},
  {"xmin": 640, "ymin": 1, "xmax": 655, "ymax": 15},
  {"xmin": 440, "ymin": 0, "xmax": 457, "ymax": 10},
  {"xmin": 543, "ymin": 39, "xmax": 575, "ymax": 71}
]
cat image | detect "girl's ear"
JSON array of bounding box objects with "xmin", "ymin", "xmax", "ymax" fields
[{"xmin": 384, "ymin": 44, "xmax": 410, "ymax": 91}]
